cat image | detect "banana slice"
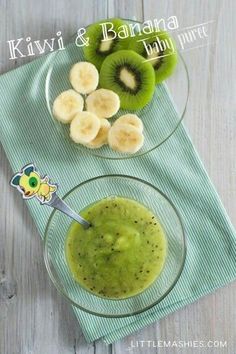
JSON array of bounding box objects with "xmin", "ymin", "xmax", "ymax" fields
[
  {"xmin": 85, "ymin": 119, "xmax": 111, "ymax": 149},
  {"xmin": 70, "ymin": 112, "xmax": 101, "ymax": 144},
  {"xmin": 86, "ymin": 88, "xmax": 120, "ymax": 118},
  {"xmin": 113, "ymin": 114, "xmax": 143, "ymax": 133},
  {"xmin": 108, "ymin": 124, "xmax": 144, "ymax": 154},
  {"xmin": 53, "ymin": 89, "xmax": 84, "ymax": 124},
  {"xmin": 69, "ymin": 62, "xmax": 99, "ymax": 94}
]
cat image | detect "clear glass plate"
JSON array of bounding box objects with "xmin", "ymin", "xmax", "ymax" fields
[
  {"xmin": 45, "ymin": 20, "xmax": 189, "ymax": 159},
  {"xmin": 44, "ymin": 175, "xmax": 186, "ymax": 317}
]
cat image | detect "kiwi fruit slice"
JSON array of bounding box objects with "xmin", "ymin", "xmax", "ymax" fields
[
  {"xmin": 83, "ymin": 18, "xmax": 130, "ymax": 70},
  {"xmin": 128, "ymin": 31, "xmax": 177, "ymax": 84},
  {"xmin": 99, "ymin": 50, "xmax": 155, "ymax": 110}
]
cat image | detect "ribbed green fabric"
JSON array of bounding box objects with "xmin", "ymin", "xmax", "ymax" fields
[{"xmin": 0, "ymin": 54, "xmax": 236, "ymax": 344}]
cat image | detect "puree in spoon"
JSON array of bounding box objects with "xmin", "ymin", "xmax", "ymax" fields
[{"xmin": 65, "ymin": 196, "xmax": 167, "ymax": 299}]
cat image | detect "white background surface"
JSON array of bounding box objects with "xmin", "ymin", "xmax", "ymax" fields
[{"xmin": 0, "ymin": 1, "xmax": 235, "ymax": 353}]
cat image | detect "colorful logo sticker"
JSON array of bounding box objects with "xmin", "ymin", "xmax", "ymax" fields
[{"xmin": 10, "ymin": 163, "xmax": 57, "ymax": 204}]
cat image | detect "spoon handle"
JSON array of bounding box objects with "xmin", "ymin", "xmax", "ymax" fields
[
  {"xmin": 10, "ymin": 163, "xmax": 91, "ymax": 229},
  {"xmin": 45, "ymin": 193, "xmax": 90, "ymax": 229}
]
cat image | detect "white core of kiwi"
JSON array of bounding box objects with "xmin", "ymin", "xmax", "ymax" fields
[
  {"xmin": 119, "ymin": 68, "xmax": 137, "ymax": 90},
  {"xmin": 99, "ymin": 35, "xmax": 114, "ymax": 53},
  {"xmin": 146, "ymin": 52, "xmax": 161, "ymax": 66}
]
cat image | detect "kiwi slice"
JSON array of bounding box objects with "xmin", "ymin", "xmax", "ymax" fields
[
  {"xmin": 99, "ymin": 50, "xmax": 155, "ymax": 110},
  {"xmin": 83, "ymin": 18, "xmax": 130, "ymax": 70},
  {"xmin": 128, "ymin": 31, "xmax": 177, "ymax": 84}
]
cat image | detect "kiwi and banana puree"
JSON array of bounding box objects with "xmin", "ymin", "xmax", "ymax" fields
[{"xmin": 66, "ymin": 197, "xmax": 167, "ymax": 299}]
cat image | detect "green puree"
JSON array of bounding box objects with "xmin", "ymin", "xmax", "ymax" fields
[{"xmin": 65, "ymin": 197, "xmax": 167, "ymax": 299}]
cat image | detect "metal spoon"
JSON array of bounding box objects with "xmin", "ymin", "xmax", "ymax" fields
[
  {"xmin": 44, "ymin": 192, "xmax": 90, "ymax": 229},
  {"xmin": 10, "ymin": 163, "xmax": 91, "ymax": 229}
]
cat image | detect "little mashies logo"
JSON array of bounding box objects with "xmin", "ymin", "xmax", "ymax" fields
[
  {"xmin": 126, "ymin": 339, "xmax": 227, "ymax": 351},
  {"xmin": 6, "ymin": 16, "xmax": 213, "ymax": 61}
]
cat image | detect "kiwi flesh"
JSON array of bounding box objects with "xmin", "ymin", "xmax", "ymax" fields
[
  {"xmin": 99, "ymin": 50, "xmax": 155, "ymax": 110},
  {"xmin": 83, "ymin": 18, "xmax": 130, "ymax": 70},
  {"xmin": 128, "ymin": 31, "xmax": 177, "ymax": 84}
]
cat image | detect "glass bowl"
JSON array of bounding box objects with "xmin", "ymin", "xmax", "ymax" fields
[
  {"xmin": 45, "ymin": 19, "xmax": 189, "ymax": 160},
  {"xmin": 44, "ymin": 175, "xmax": 186, "ymax": 317}
]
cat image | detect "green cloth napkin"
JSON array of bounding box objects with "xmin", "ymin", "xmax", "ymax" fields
[{"xmin": 0, "ymin": 53, "xmax": 236, "ymax": 344}]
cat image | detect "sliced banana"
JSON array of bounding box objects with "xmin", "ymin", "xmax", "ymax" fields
[
  {"xmin": 53, "ymin": 89, "xmax": 84, "ymax": 124},
  {"xmin": 69, "ymin": 62, "xmax": 99, "ymax": 94},
  {"xmin": 70, "ymin": 112, "xmax": 101, "ymax": 144},
  {"xmin": 113, "ymin": 114, "xmax": 143, "ymax": 133},
  {"xmin": 85, "ymin": 119, "xmax": 111, "ymax": 149},
  {"xmin": 86, "ymin": 88, "xmax": 120, "ymax": 118},
  {"xmin": 108, "ymin": 124, "xmax": 144, "ymax": 154}
]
